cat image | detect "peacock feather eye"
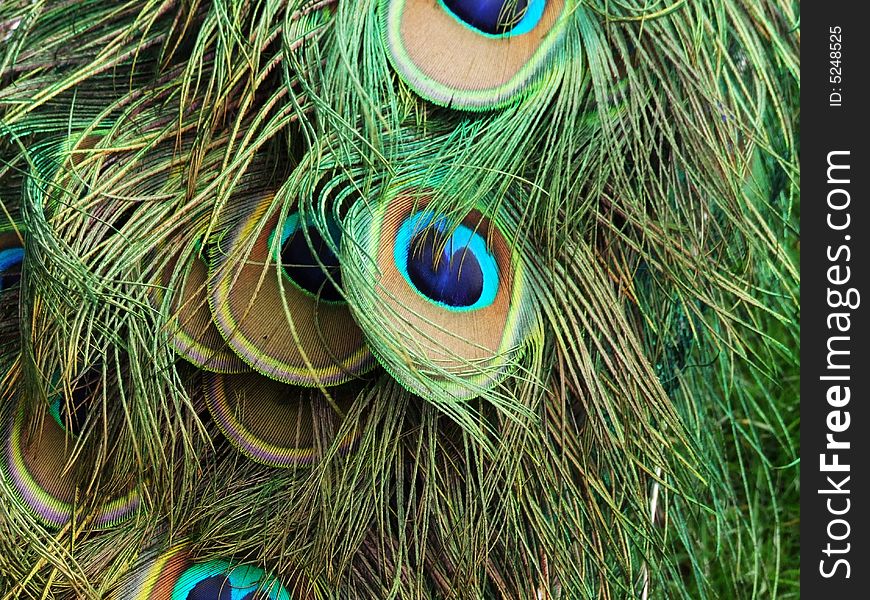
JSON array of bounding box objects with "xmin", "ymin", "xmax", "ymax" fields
[
  {"xmin": 276, "ymin": 213, "xmax": 343, "ymax": 303},
  {"xmin": 1, "ymin": 390, "xmax": 140, "ymax": 528},
  {"xmin": 203, "ymin": 371, "xmax": 359, "ymax": 468},
  {"xmin": 153, "ymin": 240, "xmax": 250, "ymax": 374},
  {"xmin": 342, "ymin": 189, "xmax": 537, "ymax": 401},
  {"xmin": 172, "ymin": 561, "xmax": 290, "ymax": 600},
  {"xmin": 208, "ymin": 194, "xmax": 375, "ymax": 386},
  {"xmin": 112, "ymin": 545, "xmax": 294, "ymax": 600},
  {"xmin": 381, "ymin": 0, "xmax": 568, "ymax": 109}
]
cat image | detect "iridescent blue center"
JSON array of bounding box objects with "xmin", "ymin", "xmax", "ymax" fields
[
  {"xmin": 187, "ymin": 575, "xmax": 266, "ymax": 600},
  {"xmin": 278, "ymin": 214, "xmax": 343, "ymax": 302},
  {"xmin": 0, "ymin": 247, "xmax": 24, "ymax": 291},
  {"xmin": 394, "ymin": 212, "xmax": 500, "ymax": 312},
  {"xmin": 443, "ymin": 0, "xmax": 529, "ymax": 34},
  {"xmin": 408, "ymin": 229, "xmax": 484, "ymax": 307},
  {"xmin": 172, "ymin": 561, "xmax": 291, "ymax": 600}
]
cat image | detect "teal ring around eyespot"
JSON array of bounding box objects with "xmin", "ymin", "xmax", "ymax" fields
[
  {"xmin": 393, "ymin": 211, "xmax": 499, "ymax": 312},
  {"xmin": 47, "ymin": 396, "xmax": 66, "ymax": 433},
  {"xmin": 275, "ymin": 213, "xmax": 302, "ymax": 247},
  {"xmin": 45, "ymin": 371, "xmax": 79, "ymax": 434},
  {"xmin": 437, "ymin": 0, "xmax": 546, "ymax": 38},
  {"xmin": 171, "ymin": 560, "xmax": 291, "ymax": 600}
]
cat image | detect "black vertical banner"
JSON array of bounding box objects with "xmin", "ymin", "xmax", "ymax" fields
[{"xmin": 802, "ymin": 2, "xmax": 870, "ymax": 597}]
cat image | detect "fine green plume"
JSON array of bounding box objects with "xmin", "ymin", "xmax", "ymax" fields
[{"xmin": 0, "ymin": 0, "xmax": 798, "ymax": 598}]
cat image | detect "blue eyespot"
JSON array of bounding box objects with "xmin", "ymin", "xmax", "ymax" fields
[
  {"xmin": 0, "ymin": 247, "xmax": 24, "ymax": 291},
  {"xmin": 440, "ymin": 0, "xmax": 545, "ymax": 37},
  {"xmin": 172, "ymin": 561, "xmax": 291, "ymax": 600},
  {"xmin": 395, "ymin": 212, "xmax": 499, "ymax": 312},
  {"xmin": 186, "ymin": 575, "xmax": 236, "ymax": 600},
  {"xmin": 276, "ymin": 213, "xmax": 343, "ymax": 302},
  {"xmin": 407, "ymin": 228, "xmax": 484, "ymax": 307}
]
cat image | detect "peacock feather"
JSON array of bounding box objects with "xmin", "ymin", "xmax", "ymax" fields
[{"xmin": 0, "ymin": 0, "xmax": 799, "ymax": 598}]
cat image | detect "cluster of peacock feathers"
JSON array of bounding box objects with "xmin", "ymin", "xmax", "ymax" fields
[{"xmin": 0, "ymin": 1, "xmax": 798, "ymax": 598}]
